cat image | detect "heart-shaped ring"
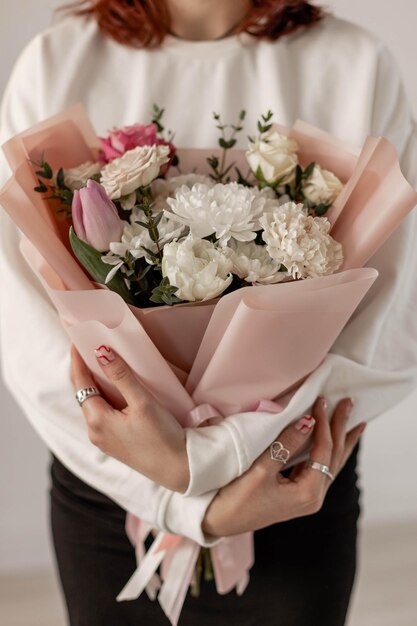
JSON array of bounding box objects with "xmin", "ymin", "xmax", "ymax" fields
[{"xmin": 270, "ymin": 441, "xmax": 290, "ymax": 464}]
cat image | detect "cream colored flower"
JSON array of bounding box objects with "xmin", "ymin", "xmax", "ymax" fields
[
  {"xmin": 162, "ymin": 234, "xmax": 233, "ymax": 302},
  {"xmin": 246, "ymin": 129, "xmax": 299, "ymax": 185},
  {"xmin": 229, "ymin": 240, "xmax": 284, "ymax": 284},
  {"xmin": 63, "ymin": 161, "xmax": 102, "ymax": 191},
  {"xmin": 100, "ymin": 144, "xmax": 170, "ymax": 199},
  {"xmin": 151, "ymin": 174, "xmax": 214, "ymax": 212},
  {"xmin": 165, "ymin": 182, "xmax": 269, "ymax": 245},
  {"xmin": 302, "ymin": 164, "xmax": 343, "ymax": 206},
  {"xmin": 260, "ymin": 201, "xmax": 343, "ymax": 279},
  {"xmin": 108, "ymin": 215, "xmax": 185, "ymax": 265}
]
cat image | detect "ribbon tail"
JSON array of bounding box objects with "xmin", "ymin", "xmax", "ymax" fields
[
  {"xmin": 125, "ymin": 514, "xmax": 161, "ymax": 601},
  {"xmin": 211, "ymin": 532, "xmax": 255, "ymax": 595},
  {"xmin": 158, "ymin": 539, "xmax": 201, "ymax": 626},
  {"xmin": 117, "ymin": 532, "xmax": 166, "ymax": 602}
]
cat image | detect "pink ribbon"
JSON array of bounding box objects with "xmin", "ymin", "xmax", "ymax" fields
[{"xmin": 118, "ymin": 399, "xmax": 283, "ymax": 625}]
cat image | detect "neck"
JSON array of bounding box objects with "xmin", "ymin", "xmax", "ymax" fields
[{"xmin": 166, "ymin": 0, "xmax": 249, "ymax": 41}]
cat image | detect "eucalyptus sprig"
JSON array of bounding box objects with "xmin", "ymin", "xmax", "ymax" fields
[
  {"xmin": 208, "ymin": 110, "xmax": 246, "ymax": 183},
  {"xmin": 134, "ymin": 190, "xmax": 164, "ymax": 265},
  {"xmin": 30, "ymin": 153, "xmax": 74, "ymax": 218},
  {"xmin": 151, "ymin": 103, "xmax": 178, "ymax": 167},
  {"xmin": 150, "ymin": 277, "xmax": 182, "ymax": 306}
]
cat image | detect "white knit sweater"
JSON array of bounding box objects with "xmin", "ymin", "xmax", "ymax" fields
[{"xmin": 1, "ymin": 14, "xmax": 417, "ymax": 546}]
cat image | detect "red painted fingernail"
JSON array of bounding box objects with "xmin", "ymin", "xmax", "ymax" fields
[
  {"xmin": 294, "ymin": 415, "xmax": 316, "ymax": 434},
  {"xmin": 94, "ymin": 345, "xmax": 115, "ymax": 366}
]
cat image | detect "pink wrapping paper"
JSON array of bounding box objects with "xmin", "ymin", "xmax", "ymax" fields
[{"xmin": 1, "ymin": 105, "xmax": 417, "ymax": 626}]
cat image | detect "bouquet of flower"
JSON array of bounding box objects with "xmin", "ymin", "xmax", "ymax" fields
[
  {"xmin": 34, "ymin": 106, "xmax": 345, "ymax": 310},
  {"xmin": 1, "ymin": 104, "xmax": 416, "ymax": 625}
]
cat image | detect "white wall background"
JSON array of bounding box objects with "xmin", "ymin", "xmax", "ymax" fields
[{"xmin": 0, "ymin": 0, "xmax": 416, "ymax": 574}]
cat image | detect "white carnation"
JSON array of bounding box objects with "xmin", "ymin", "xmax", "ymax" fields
[
  {"xmin": 229, "ymin": 240, "xmax": 284, "ymax": 284},
  {"xmin": 63, "ymin": 161, "xmax": 102, "ymax": 191},
  {"xmin": 302, "ymin": 164, "xmax": 344, "ymax": 206},
  {"xmin": 162, "ymin": 234, "xmax": 233, "ymax": 302},
  {"xmin": 100, "ymin": 145, "xmax": 170, "ymax": 199},
  {"xmin": 165, "ymin": 182, "xmax": 270, "ymax": 245},
  {"xmin": 246, "ymin": 129, "xmax": 299, "ymax": 185},
  {"xmin": 260, "ymin": 201, "xmax": 343, "ymax": 279}
]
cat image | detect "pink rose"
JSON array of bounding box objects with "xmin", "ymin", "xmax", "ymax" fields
[{"xmin": 100, "ymin": 123, "xmax": 176, "ymax": 176}]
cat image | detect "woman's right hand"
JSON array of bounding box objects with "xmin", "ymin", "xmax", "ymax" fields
[{"xmin": 202, "ymin": 396, "xmax": 366, "ymax": 538}]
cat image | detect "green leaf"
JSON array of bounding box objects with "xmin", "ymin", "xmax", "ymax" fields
[
  {"xmin": 315, "ymin": 203, "xmax": 330, "ymax": 216},
  {"xmin": 303, "ymin": 162, "xmax": 316, "ymax": 179},
  {"xmin": 69, "ymin": 228, "xmax": 135, "ymax": 304},
  {"xmin": 153, "ymin": 211, "xmax": 163, "ymax": 227},
  {"xmin": 219, "ymin": 138, "xmax": 237, "ymax": 150},
  {"xmin": 295, "ymin": 165, "xmax": 303, "ymax": 189},
  {"xmin": 56, "ymin": 168, "xmax": 65, "ymax": 189},
  {"xmin": 135, "ymin": 220, "xmax": 150, "ymax": 230},
  {"xmin": 34, "ymin": 182, "xmax": 48, "ymax": 193},
  {"xmin": 140, "ymin": 245, "xmax": 160, "ymax": 262},
  {"xmin": 36, "ymin": 162, "xmax": 53, "ymax": 180},
  {"xmin": 207, "ymin": 156, "xmax": 219, "ymax": 169}
]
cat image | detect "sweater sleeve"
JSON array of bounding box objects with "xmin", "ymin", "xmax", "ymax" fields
[
  {"xmin": 0, "ymin": 35, "xmax": 220, "ymax": 547},
  {"xmin": 179, "ymin": 42, "xmax": 417, "ymax": 497}
]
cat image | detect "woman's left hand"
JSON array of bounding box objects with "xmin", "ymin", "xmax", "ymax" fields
[{"xmin": 71, "ymin": 345, "xmax": 190, "ymax": 493}]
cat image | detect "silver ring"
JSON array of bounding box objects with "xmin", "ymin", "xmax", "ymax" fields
[
  {"xmin": 307, "ymin": 460, "xmax": 335, "ymax": 482},
  {"xmin": 270, "ymin": 441, "xmax": 290, "ymax": 464},
  {"xmin": 75, "ymin": 386, "xmax": 101, "ymax": 406}
]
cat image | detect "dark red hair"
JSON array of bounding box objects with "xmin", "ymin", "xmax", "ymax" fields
[{"xmin": 65, "ymin": 1, "xmax": 324, "ymax": 48}]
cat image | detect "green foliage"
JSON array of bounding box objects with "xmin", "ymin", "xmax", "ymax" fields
[
  {"xmin": 30, "ymin": 154, "xmax": 74, "ymax": 218},
  {"xmin": 150, "ymin": 277, "xmax": 182, "ymax": 306},
  {"xmin": 257, "ymin": 110, "xmax": 273, "ymax": 134},
  {"xmin": 69, "ymin": 228, "xmax": 135, "ymax": 304},
  {"xmin": 208, "ymin": 110, "xmax": 246, "ymax": 183}
]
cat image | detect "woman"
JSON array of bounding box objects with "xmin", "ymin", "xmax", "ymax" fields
[{"xmin": 1, "ymin": 1, "xmax": 417, "ymax": 625}]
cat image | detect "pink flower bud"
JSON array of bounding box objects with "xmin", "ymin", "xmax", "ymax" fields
[{"xmin": 72, "ymin": 179, "xmax": 124, "ymax": 252}]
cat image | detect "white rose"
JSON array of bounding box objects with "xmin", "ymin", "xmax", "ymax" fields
[
  {"xmin": 246, "ymin": 130, "xmax": 299, "ymax": 185},
  {"xmin": 162, "ymin": 234, "xmax": 233, "ymax": 302},
  {"xmin": 302, "ymin": 164, "xmax": 343, "ymax": 206},
  {"xmin": 63, "ymin": 161, "xmax": 102, "ymax": 191},
  {"xmin": 260, "ymin": 201, "xmax": 343, "ymax": 279},
  {"xmin": 100, "ymin": 144, "xmax": 170, "ymax": 199},
  {"xmin": 229, "ymin": 240, "xmax": 283, "ymax": 284}
]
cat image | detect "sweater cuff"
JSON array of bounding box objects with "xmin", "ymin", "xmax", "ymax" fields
[
  {"xmin": 182, "ymin": 421, "xmax": 247, "ymax": 497},
  {"xmin": 161, "ymin": 489, "xmax": 222, "ymax": 547}
]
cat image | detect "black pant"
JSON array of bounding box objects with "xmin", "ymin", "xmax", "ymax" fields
[{"xmin": 49, "ymin": 445, "xmax": 361, "ymax": 626}]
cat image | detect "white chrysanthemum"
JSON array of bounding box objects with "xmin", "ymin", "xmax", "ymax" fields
[
  {"xmin": 63, "ymin": 161, "xmax": 102, "ymax": 191},
  {"xmin": 259, "ymin": 201, "xmax": 343, "ymax": 279},
  {"xmin": 302, "ymin": 164, "xmax": 344, "ymax": 206},
  {"xmin": 100, "ymin": 144, "xmax": 170, "ymax": 199},
  {"xmin": 162, "ymin": 234, "xmax": 233, "ymax": 302},
  {"xmin": 228, "ymin": 240, "xmax": 284, "ymax": 284},
  {"xmin": 246, "ymin": 129, "xmax": 299, "ymax": 185},
  {"xmin": 165, "ymin": 182, "xmax": 272, "ymax": 245},
  {"xmin": 107, "ymin": 215, "xmax": 185, "ymax": 265}
]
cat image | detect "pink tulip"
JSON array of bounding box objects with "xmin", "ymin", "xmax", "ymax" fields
[{"xmin": 72, "ymin": 179, "xmax": 124, "ymax": 252}]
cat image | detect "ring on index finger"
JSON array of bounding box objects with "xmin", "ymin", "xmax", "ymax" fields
[{"xmin": 270, "ymin": 441, "xmax": 290, "ymax": 464}]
